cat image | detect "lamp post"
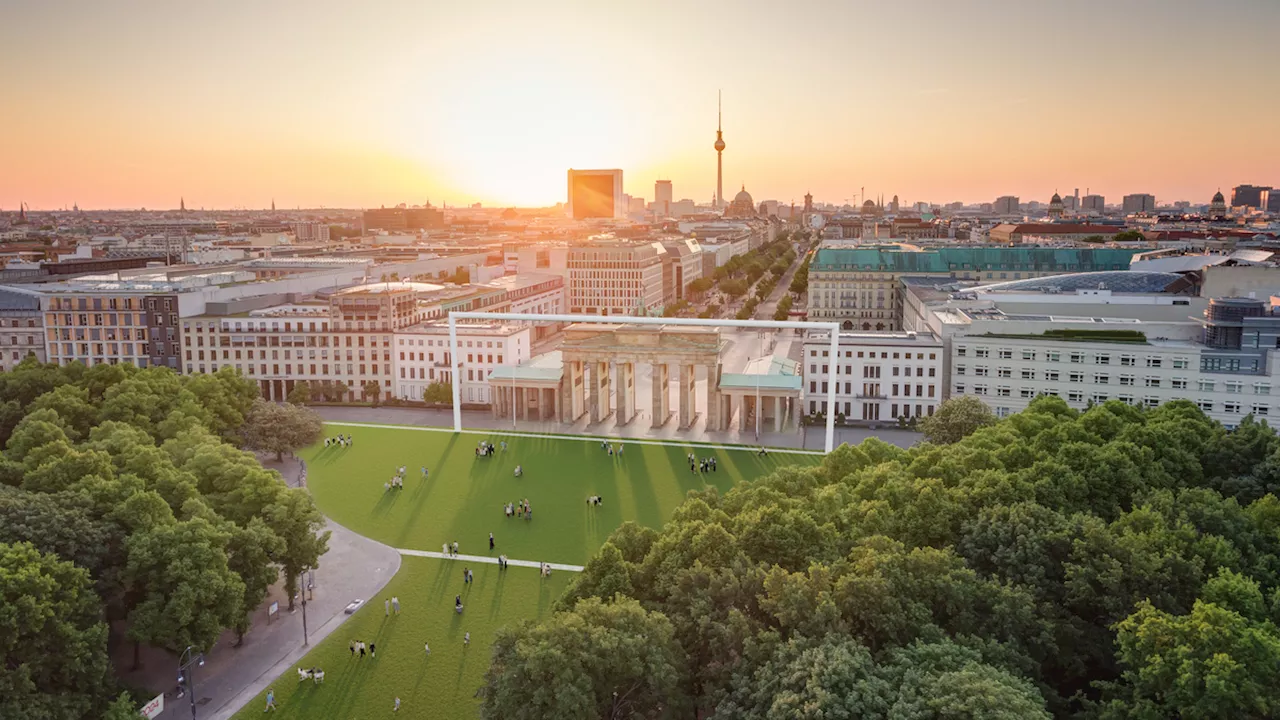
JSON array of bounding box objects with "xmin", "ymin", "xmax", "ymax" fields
[
  {"xmin": 176, "ymin": 645, "xmax": 205, "ymax": 720},
  {"xmin": 299, "ymin": 569, "xmax": 310, "ymax": 646}
]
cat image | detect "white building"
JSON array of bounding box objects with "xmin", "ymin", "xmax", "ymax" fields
[
  {"xmin": 394, "ymin": 322, "xmax": 532, "ymax": 404},
  {"xmin": 801, "ymin": 330, "xmax": 944, "ymax": 422},
  {"xmin": 291, "ymin": 222, "xmax": 331, "ymax": 243}
]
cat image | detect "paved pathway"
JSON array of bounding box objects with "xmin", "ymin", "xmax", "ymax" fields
[{"xmin": 397, "ymin": 548, "xmax": 584, "ymax": 572}]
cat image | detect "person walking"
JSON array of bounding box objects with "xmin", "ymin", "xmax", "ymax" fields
[
  {"xmin": 385, "ymin": 598, "xmax": 390, "ymax": 616},
  {"xmin": 464, "ymin": 631, "xmax": 470, "ymax": 647},
  {"xmin": 424, "ymin": 642, "xmax": 430, "ymax": 657},
  {"xmin": 264, "ymin": 688, "xmax": 276, "ymax": 712},
  {"xmin": 463, "ymin": 567, "xmax": 469, "ymax": 584},
  {"xmin": 349, "ymin": 640, "xmax": 355, "ymax": 657},
  {"xmin": 452, "ymin": 541, "xmax": 459, "ymax": 555},
  {"xmin": 359, "ymin": 641, "xmax": 366, "ymax": 659},
  {"xmin": 392, "ymin": 596, "xmax": 400, "ymax": 614},
  {"xmin": 489, "ymin": 532, "xmax": 495, "ymax": 551},
  {"xmin": 370, "ymin": 643, "xmax": 376, "ymax": 658},
  {"xmin": 394, "ymin": 697, "xmax": 401, "ymax": 712}
]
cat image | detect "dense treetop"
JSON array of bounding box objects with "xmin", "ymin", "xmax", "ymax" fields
[
  {"xmin": 0, "ymin": 359, "xmax": 328, "ymax": 719},
  {"xmin": 483, "ymin": 396, "xmax": 1280, "ymax": 719}
]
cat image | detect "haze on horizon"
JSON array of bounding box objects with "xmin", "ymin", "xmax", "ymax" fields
[{"xmin": 2, "ymin": 0, "xmax": 1277, "ymax": 212}]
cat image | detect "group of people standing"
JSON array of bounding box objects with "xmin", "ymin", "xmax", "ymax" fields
[
  {"xmin": 348, "ymin": 639, "xmax": 375, "ymax": 659},
  {"xmin": 600, "ymin": 440, "xmax": 624, "ymax": 457},
  {"xmin": 504, "ymin": 499, "xmax": 532, "ymax": 519},
  {"xmin": 325, "ymin": 433, "xmax": 352, "ymax": 448},
  {"xmin": 689, "ymin": 453, "xmax": 718, "ymax": 473},
  {"xmin": 476, "ymin": 440, "xmax": 502, "ymax": 457},
  {"xmin": 386, "ymin": 465, "xmax": 410, "ymax": 491}
]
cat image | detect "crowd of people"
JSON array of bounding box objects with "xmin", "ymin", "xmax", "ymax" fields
[
  {"xmin": 689, "ymin": 452, "xmax": 718, "ymax": 473},
  {"xmin": 324, "ymin": 433, "xmax": 352, "ymax": 448},
  {"xmin": 503, "ymin": 499, "xmax": 532, "ymax": 519}
]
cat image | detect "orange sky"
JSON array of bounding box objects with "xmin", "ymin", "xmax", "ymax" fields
[{"xmin": 2, "ymin": 0, "xmax": 1278, "ymax": 211}]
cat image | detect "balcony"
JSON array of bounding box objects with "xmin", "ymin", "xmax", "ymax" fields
[{"xmin": 855, "ymin": 393, "xmax": 887, "ymax": 400}]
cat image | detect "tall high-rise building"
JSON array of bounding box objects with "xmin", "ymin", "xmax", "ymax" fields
[
  {"xmin": 1122, "ymin": 193, "xmax": 1156, "ymax": 214},
  {"xmin": 1081, "ymin": 194, "xmax": 1106, "ymax": 213},
  {"xmin": 1232, "ymin": 185, "xmax": 1272, "ymax": 209},
  {"xmin": 654, "ymin": 180, "xmax": 673, "ymax": 216},
  {"xmin": 714, "ymin": 91, "xmax": 726, "ymax": 210},
  {"xmin": 566, "ymin": 169, "xmax": 624, "ymax": 219},
  {"xmin": 993, "ymin": 196, "xmax": 1020, "ymax": 214}
]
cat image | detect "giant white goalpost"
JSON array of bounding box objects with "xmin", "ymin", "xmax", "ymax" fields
[{"xmin": 446, "ymin": 312, "xmax": 842, "ymax": 453}]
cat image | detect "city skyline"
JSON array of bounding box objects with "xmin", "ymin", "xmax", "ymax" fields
[{"xmin": 2, "ymin": 0, "xmax": 1278, "ymax": 211}]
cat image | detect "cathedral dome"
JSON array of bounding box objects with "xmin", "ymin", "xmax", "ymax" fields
[
  {"xmin": 1213, "ymin": 190, "xmax": 1225, "ymax": 203},
  {"xmin": 1050, "ymin": 192, "xmax": 1062, "ymax": 204},
  {"xmin": 734, "ymin": 186, "xmax": 753, "ymax": 206}
]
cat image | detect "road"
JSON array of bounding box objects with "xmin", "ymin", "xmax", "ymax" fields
[{"xmin": 756, "ymin": 243, "xmax": 807, "ymax": 321}]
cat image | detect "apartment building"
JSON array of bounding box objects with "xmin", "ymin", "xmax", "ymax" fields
[
  {"xmin": 567, "ymin": 241, "xmax": 665, "ymax": 315},
  {"xmin": 807, "ymin": 246, "xmax": 1138, "ymax": 331},
  {"xmin": 0, "ymin": 288, "xmax": 45, "ymax": 370},
  {"xmin": 44, "ymin": 291, "xmax": 183, "ymax": 370},
  {"xmin": 801, "ymin": 331, "xmax": 943, "ymax": 422},
  {"xmin": 393, "ymin": 322, "xmax": 531, "ymax": 405}
]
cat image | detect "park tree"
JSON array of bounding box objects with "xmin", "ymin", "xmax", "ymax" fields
[
  {"xmin": 226, "ymin": 517, "xmax": 284, "ymax": 645},
  {"xmin": 124, "ymin": 517, "xmax": 246, "ymax": 660},
  {"xmin": 240, "ymin": 398, "xmax": 323, "ymax": 460},
  {"xmin": 773, "ymin": 295, "xmax": 793, "ymax": 321},
  {"xmin": 1100, "ymin": 598, "xmax": 1280, "ymax": 719},
  {"xmin": 480, "ymin": 597, "xmax": 689, "ymax": 719},
  {"xmin": 264, "ymin": 488, "xmax": 331, "ymax": 610},
  {"xmin": 423, "ymin": 381, "xmax": 453, "ymax": 404},
  {"xmin": 286, "ymin": 380, "xmax": 312, "ymax": 405},
  {"xmin": 27, "ymin": 383, "xmax": 99, "ymax": 438},
  {"xmin": 0, "ymin": 541, "xmax": 115, "ymax": 720},
  {"xmin": 919, "ymin": 395, "xmax": 996, "ymax": 444},
  {"xmin": 363, "ymin": 380, "xmax": 382, "ymax": 405}
]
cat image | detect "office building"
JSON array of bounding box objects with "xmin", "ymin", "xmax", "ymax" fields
[
  {"xmin": 801, "ymin": 330, "xmax": 943, "ymax": 421},
  {"xmin": 1232, "ymin": 185, "xmax": 1272, "ymax": 209},
  {"xmin": 1261, "ymin": 189, "xmax": 1280, "ymax": 213},
  {"xmin": 362, "ymin": 206, "xmax": 445, "ymax": 231},
  {"xmin": 993, "ymin": 196, "xmax": 1020, "ymax": 214},
  {"xmin": 989, "ymin": 223, "xmax": 1124, "ymax": 244},
  {"xmin": 654, "ymin": 180, "xmax": 673, "ymax": 216},
  {"xmin": 660, "ymin": 239, "xmax": 703, "ymax": 303},
  {"xmin": 1081, "ymin": 194, "xmax": 1106, "ymax": 213},
  {"xmin": 567, "ymin": 169, "xmax": 625, "ymax": 219},
  {"xmin": 806, "ymin": 246, "xmax": 1138, "ymax": 331},
  {"xmin": 1122, "ymin": 194, "xmax": 1157, "ymax": 214},
  {"xmin": 567, "ymin": 240, "xmax": 665, "ymax": 315}
]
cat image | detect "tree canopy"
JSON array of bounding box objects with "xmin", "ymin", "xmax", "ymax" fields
[
  {"xmin": 0, "ymin": 359, "xmax": 329, "ymax": 718},
  {"xmin": 486, "ymin": 396, "xmax": 1280, "ymax": 718}
]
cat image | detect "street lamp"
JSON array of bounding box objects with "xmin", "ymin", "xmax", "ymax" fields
[
  {"xmin": 176, "ymin": 645, "xmax": 205, "ymax": 720},
  {"xmin": 299, "ymin": 569, "xmax": 310, "ymax": 646}
]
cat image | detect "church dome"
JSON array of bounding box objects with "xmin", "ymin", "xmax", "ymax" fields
[
  {"xmin": 734, "ymin": 186, "xmax": 753, "ymax": 206},
  {"xmin": 1050, "ymin": 192, "xmax": 1062, "ymax": 204},
  {"xmin": 1213, "ymin": 190, "xmax": 1225, "ymax": 203}
]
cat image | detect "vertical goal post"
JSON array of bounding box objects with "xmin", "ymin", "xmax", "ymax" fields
[{"xmin": 446, "ymin": 311, "xmax": 842, "ymax": 453}]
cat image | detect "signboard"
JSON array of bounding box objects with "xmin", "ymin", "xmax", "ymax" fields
[
  {"xmin": 269, "ymin": 601, "xmax": 279, "ymax": 617},
  {"xmin": 139, "ymin": 693, "xmax": 164, "ymax": 719}
]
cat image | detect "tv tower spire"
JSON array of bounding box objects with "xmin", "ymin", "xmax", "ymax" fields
[{"xmin": 714, "ymin": 90, "xmax": 726, "ymax": 210}]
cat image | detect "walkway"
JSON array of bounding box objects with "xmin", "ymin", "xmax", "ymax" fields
[{"xmin": 397, "ymin": 548, "xmax": 584, "ymax": 572}]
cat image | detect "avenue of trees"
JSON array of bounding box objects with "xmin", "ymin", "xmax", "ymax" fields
[
  {"xmin": 0, "ymin": 360, "xmax": 329, "ymax": 719},
  {"xmin": 482, "ymin": 396, "xmax": 1280, "ymax": 719}
]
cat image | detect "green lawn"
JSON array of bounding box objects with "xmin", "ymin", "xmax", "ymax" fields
[
  {"xmin": 234, "ymin": 557, "xmax": 574, "ymax": 719},
  {"xmin": 234, "ymin": 423, "xmax": 819, "ymax": 719},
  {"xmin": 305, "ymin": 424, "xmax": 820, "ymax": 565}
]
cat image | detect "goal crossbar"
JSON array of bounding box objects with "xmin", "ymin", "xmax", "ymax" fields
[{"xmin": 446, "ymin": 311, "xmax": 841, "ymax": 453}]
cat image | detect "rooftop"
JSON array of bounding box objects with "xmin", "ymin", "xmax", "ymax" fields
[
  {"xmin": 332, "ymin": 281, "xmax": 443, "ymax": 296},
  {"xmin": 719, "ymin": 355, "xmax": 803, "ymax": 391},
  {"xmin": 810, "ymin": 246, "xmax": 1138, "ymax": 273},
  {"xmin": 488, "ymin": 350, "xmax": 564, "ymax": 383},
  {"xmin": 967, "ymin": 270, "xmax": 1191, "ymax": 295}
]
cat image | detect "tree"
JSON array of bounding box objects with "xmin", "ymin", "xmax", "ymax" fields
[
  {"xmin": 362, "ymin": 380, "xmax": 382, "ymax": 406},
  {"xmin": 0, "ymin": 541, "xmax": 115, "ymax": 720},
  {"xmin": 285, "ymin": 380, "xmax": 312, "ymax": 405},
  {"xmin": 423, "ymin": 381, "xmax": 453, "ymax": 404},
  {"xmin": 1101, "ymin": 599, "xmax": 1280, "ymax": 719},
  {"xmin": 226, "ymin": 518, "xmax": 284, "ymax": 645},
  {"xmin": 264, "ymin": 488, "xmax": 330, "ymax": 610},
  {"xmin": 720, "ymin": 278, "xmax": 749, "ymax": 299},
  {"xmin": 480, "ymin": 597, "xmax": 689, "ymax": 719},
  {"xmin": 919, "ymin": 395, "xmax": 996, "ymax": 444},
  {"xmin": 773, "ymin": 295, "xmax": 793, "ymax": 321},
  {"xmin": 241, "ymin": 399, "xmax": 323, "ymax": 460},
  {"xmin": 125, "ymin": 518, "xmax": 246, "ymax": 658},
  {"xmin": 1113, "ymin": 229, "xmax": 1145, "ymax": 243}
]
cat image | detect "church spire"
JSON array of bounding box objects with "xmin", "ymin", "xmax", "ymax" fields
[{"xmin": 180, "ymin": 196, "xmax": 185, "ymax": 212}]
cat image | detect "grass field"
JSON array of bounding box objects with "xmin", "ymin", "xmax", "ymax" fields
[
  {"xmin": 234, "ymin": 557, "xmax": 574, "ymax": 719},
  {"xmin": 233, "ymin": 423, "xmax": 820, "ymax": 718},
  {"xmin": 304, "ymin": 424, "xmax": 820, "ymax": 565}
]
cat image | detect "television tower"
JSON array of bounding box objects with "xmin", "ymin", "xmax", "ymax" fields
[{"xmin": 714, "ymin": 91, "xmax": 726, "ymax": 210}]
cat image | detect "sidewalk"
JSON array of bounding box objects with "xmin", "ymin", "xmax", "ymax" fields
[
  {"xmin": 313, "ymin": 405, "xmax": 922, "ymax": 451},
  {"xmin": 114, "ymin": 513, "xmax": 401, "ymax": 720}
]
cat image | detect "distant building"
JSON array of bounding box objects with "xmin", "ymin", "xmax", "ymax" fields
[
  {"xmin": 1081, "ymin": 194, "xmax": 1106, "ymax": 213},
  {"xmin": 993, "ymin": 196, "xmax": 1020, "ymax": 214},
  {"xmin": 654, "ymin": 180, "xmax": 673, "ymax": 216},
  {"xmin": 1232, "ymin": 184, "xmax": 1272, "ymax": 209},
  {"xmin": 1261, "ymin": 189, "xmax": 1280, "ymax": 213},
  {"xmin": 567, "ymin": 169, "xmax": 624, "ymax": 219},
  {"xmin": 1123, "ymin": 194, "xmax": 1156, "ymax": 214},
  {"xmin": 1048, "ymin": 192, "xmax": 1065, "ymax": 219},
  {"xmin": 291, "ymin": 221, "xmax": 331, "ymax": 243},
  {"xmin": 660, "ymin": 239, "xmax": 703, "ymax": 303},
  {"xmin": 725, "ymin": 186, "xmax": 756, "ymax": 218},
  {"xmin": 801, "ymin": 330, "xmax": 943, "ymax": 421},
  {"xmin": 1210, "ymin": 190, "xmax": 1228, "ymax": 217},
  {"xmin": 362, "ymin": 207, "xmax": 444, "ymax": 231},
  {"xmin": 989, "ymin": 223, "xmax": 1123, "ymax": 244}
]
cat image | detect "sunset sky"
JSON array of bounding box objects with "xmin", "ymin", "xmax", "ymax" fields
[{"xmin": 2, "ymin": 0, "xmax": 1277, "ymax": 211}]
